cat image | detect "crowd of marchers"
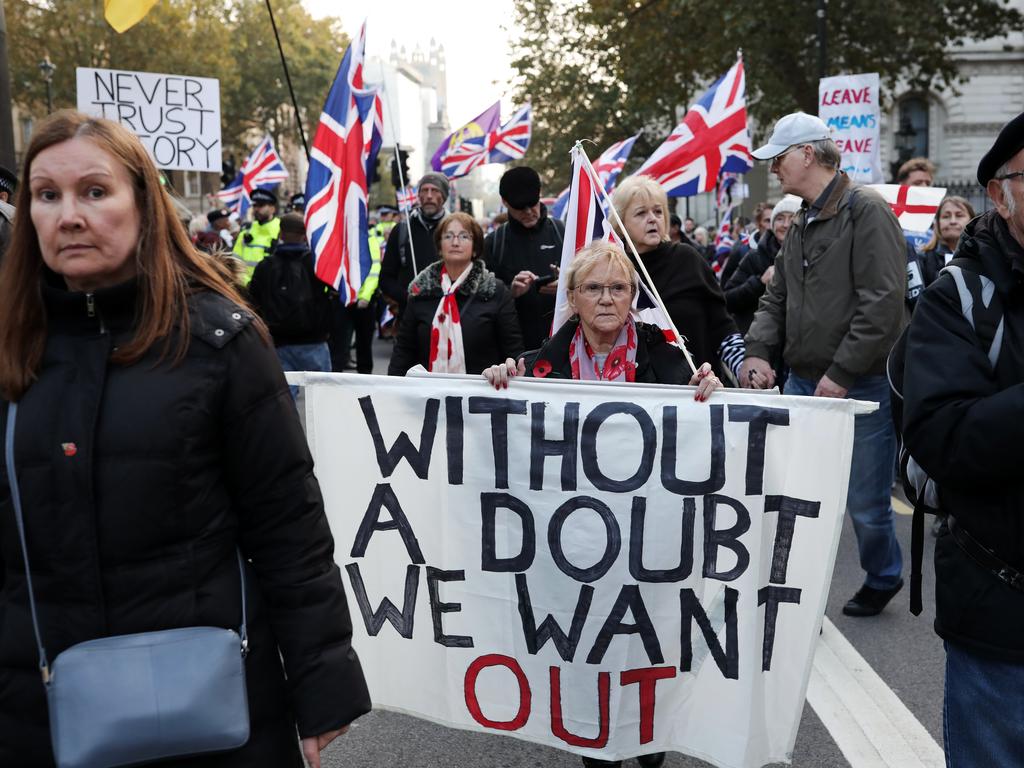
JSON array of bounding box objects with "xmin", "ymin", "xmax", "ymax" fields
[{"xmin": 0, "ymin": 105, "xmax": 1023, "ymax": 768}]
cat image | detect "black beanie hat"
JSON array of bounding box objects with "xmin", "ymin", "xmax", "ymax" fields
[{"xmin": 499, "ymin": 166, "xmax": 541, "ymax": 209}]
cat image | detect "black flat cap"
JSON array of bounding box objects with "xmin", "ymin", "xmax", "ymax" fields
[
  {"xmin": 978, "ymin": 111, "xmax": 1024, "ymax": 186},
  {"xmin": 499, "ymin": 166, "xmax": 541, "ymax": 209},
  {"xmin": 250, "ymin": 187, "xmax": 278, "ymax": 206},
  {"xmin": 207, "ymin": 208, "xmax": 231, "ymax": 225}
]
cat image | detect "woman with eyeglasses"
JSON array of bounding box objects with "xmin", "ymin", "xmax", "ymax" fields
[
  {"xmin": 611, "ymin": 176, "xmax": 747, "ymax": 383},
  {"xmin": 389, "ymin": 212, "xmax": 524, "ymax": 375},
  {"xmin": 484, "ymin": 240, "xmax": 721, "ymax": 395}
]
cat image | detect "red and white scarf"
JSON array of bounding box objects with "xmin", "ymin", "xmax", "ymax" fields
[
  {"xmin": 428, "ymin": 265, "xmax": 469, "ymax": 373},
  {"xmin": 568, "ymin": 316, "xmax": 639, "ymax": 381}
]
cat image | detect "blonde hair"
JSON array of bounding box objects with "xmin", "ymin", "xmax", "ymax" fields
[
  {"xmin": 564, "ymin": 241, "xmax": 638, "ymax": 295},
  {"xmin": 611, "ymin": 176, "xmax": 670, "ymax": 243}
]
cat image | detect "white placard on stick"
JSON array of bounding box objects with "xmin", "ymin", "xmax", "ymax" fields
[
  {"xmin": 818, "ymin": 72, "xmax": 883, "ymax": 183},
  {"xmin": 76, "ymin": 67, "xmax": 221, "ymax": 172},
  {"xmin": 303, "ymin": 373, "xmax": 871, "ymax": 768}
]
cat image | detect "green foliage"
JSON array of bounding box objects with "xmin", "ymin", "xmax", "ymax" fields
[
  {"xmin": 512, "ymin": 0, "xmax": 1023, "ymax": 189},
  {"xmin": 7, "ymin": 0, "xmax": 349, "ymax": 158}
]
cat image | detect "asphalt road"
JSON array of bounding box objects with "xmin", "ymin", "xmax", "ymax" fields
[{"xmin": 317, "ymin": 338, "xmax": 944, "ymax": 768}]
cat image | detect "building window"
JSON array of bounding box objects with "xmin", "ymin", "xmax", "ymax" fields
[
  {"xmin": 20, "ymin": 117, "xmax": 33, "ymax": 148},
  {"xmin": 899, "ymin": 97, "xmax": 930, "ymax": 159},
  {"xmin": 183, "ymin": 171, "xmax": 202, "ymax": 198}
]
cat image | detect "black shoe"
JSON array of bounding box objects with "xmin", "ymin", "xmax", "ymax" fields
[
  {"xmin": 637, "ymin": 753, "xmax": 666, "ymax": 767},
  {"xmin": 842, "ymin": 579, "xmax": 904, "ymax": 617}
]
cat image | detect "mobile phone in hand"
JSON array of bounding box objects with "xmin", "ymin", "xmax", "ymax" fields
[{"xmin": 533, "ymin": 274, "xmax": 557, "ymax": 287}]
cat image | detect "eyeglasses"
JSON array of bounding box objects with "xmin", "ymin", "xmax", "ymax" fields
[
  {"xmin": 574, "ymin": 282, "xmax": 631, "ymax": 299},
  {"xmin": 770, "ymin": 144, "xmax": 807, "ymax": 168},
  {"xmin": 441, "ymin": 232, "xmax": 473, "ymax": 242},
  {"xmin": 996, "ymin": 171, "xmax": 1024, "ymax": 182}
]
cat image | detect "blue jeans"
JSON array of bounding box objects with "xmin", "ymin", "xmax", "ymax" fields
[
  {"xmin": 944, "ymin": 641, "xmax": 1024, "ymax": 766},
  {"xmin": 276, "ymin": 342, "xmax": 332, "ymax": 399},
  {"xmin": 785, "ymin": 373, "xmax": 903, "ymax": 589}
]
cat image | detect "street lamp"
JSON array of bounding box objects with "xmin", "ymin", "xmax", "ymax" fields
[{"xmin": 38, "ymin": 56, "xmax": 56, "ymax": 114}]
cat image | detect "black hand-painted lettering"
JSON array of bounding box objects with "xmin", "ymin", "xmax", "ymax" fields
[
  {"xmin": 359, "ymin": 395, "xmax": 438, "ymax": 479},
  {"xmin": 586, "ymin": 585, "xmax": 664, "ymax": 665},
  {"xmin": 727, "ymin": 405, "xmax": 790, "ymax": 496},
  {"xmin": 629, "ymin": 496, "xmax": 695, "ymax": 582},
  {"xmin": 702, "ymin": 494, "xmax": 751, "ymax": 581},
  {"xmin": 580, "ymin": 402, "xmax": 656, "ymax": 492},
  {"xmin": 480, "ymin": 492, "xmax": 535, "ymax": 572},
  {"xmin": 548, "ymin": 496, "xmax": 620, "ymax": 583},
  {"xmin": 661, "ymin": 405, "xmax": 725, "ymax": 495},
  {"xmin": 758, "ymin": 586, "xmax": 801, "ymax": 671},
  {"xmin": 350, "ymin": 483, "xmax": 425, "ymax": 563},
  {"xmin": 426, "ymin": 567, "xmax": 473, "ymax": 648},
  {"xmin": 679, "ymin": 587, "xmax": 738, "ymax": 678},
  {"xmin": 445, "ymin": 397, "xmax": 464, "ymax": 485},
  {"xmin": 530, "ymin": 402, "xmax": 579, "ymax": 491},
  {"xmin": 763, "ymin": 495, "xmax": 820, "ymax": 584},
  {"xmin": 468, "ymin": 397, "xmax": 527, "ymax": 488},
  {"xmin": 345, "ymin": 562, "xmax": 419, "ymax": 638},
  {"xmin": 516, "ymin": 573, "xmax": 593, "ymax": 662}
]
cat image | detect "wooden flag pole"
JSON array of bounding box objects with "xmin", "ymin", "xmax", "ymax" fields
[{"xmin": 575, "ymin": 141, "xmax": 699, "ymax": 376}]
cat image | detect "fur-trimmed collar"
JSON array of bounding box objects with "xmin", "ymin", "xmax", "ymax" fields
[{"xmin": 408, "ymin": 259, "xmax": 499, "ymax": 299}]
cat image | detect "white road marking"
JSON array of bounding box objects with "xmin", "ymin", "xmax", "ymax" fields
[{"xmin": 806, "ymin": 618, "xmax": 945, "ymax": 768}]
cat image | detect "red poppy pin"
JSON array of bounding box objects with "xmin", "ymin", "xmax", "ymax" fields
[
  {"xmin": 61, "ymin": 442, "xmax": 77, "ymax": 457},
  {"xmin": 533, "ymin": 359, "xmax": 552, "ymax": 378}
]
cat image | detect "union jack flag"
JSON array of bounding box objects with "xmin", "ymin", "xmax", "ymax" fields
[
  {"xmin": 637, "ymin": 57, "xmax": 752, "ymax": 196},
  {"xmin": 552, "ymin": 144, "xmax": 616, "ymax": 332},
  {"xmin": 396, "ymin": 185, "xmax": 417, "ymax": 212},
  {"xmin": 304, "ymin": 21, "xmax": 383, "ymax": 303},
  {"xmin": 712, "ymin": 208, "xmax": 734, "ymax": 278},
  {"xmin": 440, "ymin": 104, "xmax": 532, "ymax": 179},
  {"xmin": 551, "ymin": 133, "xmax": 641, "ymax": 222},
  {"xmin": 217, "ymin": 135, "xmax": 289, "ymax": 217}
]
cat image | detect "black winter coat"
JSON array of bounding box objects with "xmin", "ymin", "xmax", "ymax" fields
[
  {"xmin": 904, "ymin": 211, "xmax": 1024, "ymax": 661},
  {"xmin": 380, "ymin": 209, "xmax": 442, "ymax": 310},
  {"xmin": 724, "ymin": 230, "xmax": 782, "ymax": 333},
  {"xmin": 523, "ymin": 318, "xmax": 691, "ymax": 384},
  {"xmin": 388, "ymin": 259, "xmax": 524, "ymax": 376},
  {"xmin": 0, "ymin": 277, "xmax": 371, "ymax": 766},
  {"xmin": 630, "ymin": 240, "xmax": 738, "ymax": 373},
  {"xmin": 483, "ymin": 206, "xmax": 566, "ymax": 350}
]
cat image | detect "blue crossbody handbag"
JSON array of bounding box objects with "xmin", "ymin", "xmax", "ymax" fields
[{"xmin": 5, "ymin": 402, "xmax": 251, "ymax": 768}]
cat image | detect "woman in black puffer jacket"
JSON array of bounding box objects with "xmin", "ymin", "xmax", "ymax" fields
[
  {"xmin": 0, "ymin": 111, "xmax": 370, "ymax": 767},
  {"xmin": 389, "ymin": 212, "xmax": 523, "ymax": 376}
]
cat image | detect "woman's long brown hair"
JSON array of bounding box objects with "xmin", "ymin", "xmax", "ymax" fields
[{"xmin": 0, "ymin": 110, "xmax": 261, "ymax": 401}]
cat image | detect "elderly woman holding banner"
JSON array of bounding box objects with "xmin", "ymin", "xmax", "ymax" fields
[
  {"xmin": 484, "ymin": 241, "xmax": 721, "ymax": 394},
  {"xmin": 483, "ymin": 240, "xmax": 719, "ymax": 768},
  {"xmin": 610, "ymin": 176, "xmax": 750, "ymax": 383}
]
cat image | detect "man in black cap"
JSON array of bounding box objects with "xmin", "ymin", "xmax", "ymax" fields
[
  {"xmin": 0, "ymin": 166, "xmax": 15, "ymax": 259},
  {"xmin": 203, "ymin": 207, "xmax": 234, "ymax": 250},
  {"xmin": 380, "ymin": 172, "xmax": 447, "ymax": 314},
  {"xmin": 288, "ymin": 192, "xmax": 306, "ymax": 214},
  {"xmin": 902, "ymin": 110, "xmax": 1024, "ymax": 765},
  {"xmin": 484, "ymin": 165, "xmax": 565, "ymax": 349},
  {"xmin": 233, "ymin": 187, "xmax": 281, "ymax": 283}
]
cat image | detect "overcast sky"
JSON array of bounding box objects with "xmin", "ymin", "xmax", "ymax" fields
[{"xmin": 303, "ymin": 0, "xmax": 519, "ymax": 127}]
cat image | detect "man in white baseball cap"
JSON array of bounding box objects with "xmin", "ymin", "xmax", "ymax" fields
[
  {"xmin": 750, "ymin": 112, "xmax": 833, "ymax": 160},
  {"xmin": 740, "ymin": 111, "xmax": 909, "ymax": 618}
]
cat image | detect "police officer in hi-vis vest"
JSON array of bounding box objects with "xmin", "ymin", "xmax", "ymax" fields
[{"xmin": 234, "ymin": 187, "xmax": 282, "ymax": 283}]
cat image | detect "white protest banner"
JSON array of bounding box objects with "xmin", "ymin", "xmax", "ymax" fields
[
  {"xmin": 819, "ymin": 73, "xmax": 883, "ymax": 182},
  {"xmin": 76, "ymin": 67, "xmax": 221, "ymax": 172},
  {"xmin": 303, "ymin": 373, "xmax": 871, "ymax": 768}
]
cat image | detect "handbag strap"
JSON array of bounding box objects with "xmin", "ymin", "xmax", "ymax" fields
[
  {"xmin": 5, "ymin": 402, "xmax": 51, "ymax": 683},
  {"xmin": 4, "ymin": 403, "xmax": 250, "ymax": 683}
]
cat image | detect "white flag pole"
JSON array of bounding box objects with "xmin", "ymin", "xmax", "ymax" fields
[{"xmin": 575, "ymin": 141, "xmax": 698, "ymax": 376}]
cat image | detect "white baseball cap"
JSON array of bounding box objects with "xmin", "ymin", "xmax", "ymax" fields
[{"xmin": 751, "ymin": 113, "xmax": 833, "ymax": 160}]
